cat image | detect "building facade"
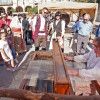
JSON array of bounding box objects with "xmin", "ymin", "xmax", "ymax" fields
[{"xmin": 0, "ymin": 0, "xmax": 74, "ymax": 13}]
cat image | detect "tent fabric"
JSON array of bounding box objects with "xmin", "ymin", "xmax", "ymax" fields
[
  {"xmin": 38, "ymin": 2, "xmax": 98, "ymax": 22},
  {"xmin": 38, "ymin": 2, "xmax": 98, "ymax": 10}
]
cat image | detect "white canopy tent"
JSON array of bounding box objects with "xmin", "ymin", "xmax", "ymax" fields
[{"xmin": 38, "ymin": 1, "xmax": 98, "ymax": 22}]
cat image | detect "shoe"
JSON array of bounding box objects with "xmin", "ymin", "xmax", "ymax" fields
[
  {"xmin": 26, "ymin": 43, "xmax": 31, "ymax": 45},
  {"xmin": 0, "ymin": 63, "xmax": 4, "ymax": 66},
  {"xmin": 14, "ymin": 58, "xmax": 18, "ymax": 63},
  {"xmin": 14, "ymin": 65, "xmax": 18, "ymax": 70},
  {"xmin": 7, "ymin": 67, "xmax": 16, "ymax": 71}
]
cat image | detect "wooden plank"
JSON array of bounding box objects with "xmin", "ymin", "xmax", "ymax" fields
[
  {"xmin": 91, "ymin": 80, "xmax": 100, "ymax": 95},
  {"xmin": 37, "ymin": 51, "xmax": 52, "ymax": 56},
  {"xmin": 53, "ymin": 40, "xmax": 71, "ymax": 94},
  {"xmin": 30, "ymin": 51, "xmax": 37, "ymax": 61},
  {"xmin": 24, "ymin": 60, "xmax": 54, "ymax": 91},
  {"xmin": 19, "ymin": 79, "xmax": 28, "ymax": 89}
]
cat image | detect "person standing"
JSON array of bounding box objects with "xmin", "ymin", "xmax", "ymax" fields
[
  {"xmin": 32, "ymin": 7, "xmax": 48, "ymax": 51},
  {"xmin": 76, "ymin": 14, "xmax": 93, "ymax": 54},
  {"xmin": 10, "ymin": 15, "xmax": 26, "ymax": 55},
  {"xmin": 0, "ymin": 30, "xmax": 17, "ymax": 71},
  {"xmin": 69, "ymin": 16, "xmax": 83, "ymax": 53},
  {"xmin": 22, "ymin": 14, "xmax": 30, "ymax": 45},
  {"xmin": 49, "ymin": 11, "xmax": 65, "ymax": 52}
]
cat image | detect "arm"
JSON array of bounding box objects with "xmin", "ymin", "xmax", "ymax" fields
[
  {"xmin": 61, "ymin": 20, "xmax": 65, "ymax": 37},
  {"xmin": 32, "ymin": 16, "xmax": 37, "ymax": 32},
  {"xmin": 64, "ymin": 56, "xmax": 74, "ymax": 61},
  {"xmin": 0, "ymin": 49, "xmax": 9, "ymax": 60}
]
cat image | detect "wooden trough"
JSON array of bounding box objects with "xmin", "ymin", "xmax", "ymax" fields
[{"xmin": 18, "ymin": 39, "xmax": 74, "ymax": 95}]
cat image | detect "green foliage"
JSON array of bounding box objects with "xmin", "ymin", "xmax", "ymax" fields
[
  {"xmin": 27, "ymin": 7, "xmax": 38, "ymax": 14},
  {"xmin": 75, "ymin": 0, "xmax": 98, "ymax": 3},
  {"xmin": 10, "ymin": 8, "xmax": 16, "ymax": 12}
]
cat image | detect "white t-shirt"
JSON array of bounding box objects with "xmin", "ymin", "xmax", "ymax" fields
[{"xmin": 0, "ymin": 40, "xmax": 13, "ymax": 62}]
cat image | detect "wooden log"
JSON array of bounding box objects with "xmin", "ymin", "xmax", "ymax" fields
[{"xmin": 0, "ymin": 88, "xmax": 100, "ymax": 100}]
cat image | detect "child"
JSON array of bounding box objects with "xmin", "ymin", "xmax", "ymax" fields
[
  {"xmin": 4, "ymin": 25, "xmax": 18, "ymax": 63},
  {"xmin": 0, "ymin": 30, "xmax": 17, "ymax": 71},
  {"xmin": 56, "ymin": 32, "xmax": 64, "ymax": 52}
]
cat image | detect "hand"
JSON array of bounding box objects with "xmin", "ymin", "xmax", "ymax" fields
[
  {"xmin": 5, "ymin": 56, "xmax": 9, "ymax": 60},
  {"xmin": 64, "ymin": 56, "xmax": 74, "ymax": 61}
]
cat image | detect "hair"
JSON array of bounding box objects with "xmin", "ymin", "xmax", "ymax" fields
[
  {"xmin": 42, "ymin": 7, "xmax": 48, "ymax": 11},
  {"xmin": 7, "ymin": 11, "xmax": 12, "ymax": 16},
  {"xmin": 22, "ymin": 13, "xmax": 26, "ymax": 19},
  {"xmin": 0, "ymin": 30, "xmax": 7, "ymax": 39},
  {"xmin": 93, "ymin": 37, "xmax": 100, "ymax": 48},
  {"xmin": 84, "ymin": 14, "xmax": 90, "ymax": 20},
  {"xmin": 4, "ymin": 25, "xmax": 11, "ymax": 34},
  {"xmin": 82, "ymin": 13, "xmax": 86, "ymax": 17}
]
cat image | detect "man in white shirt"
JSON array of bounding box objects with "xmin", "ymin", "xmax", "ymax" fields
[
  {"xmin": 32, "ymin": 7, "xmax": 48, "ymax": 51},
  {"xmin": 64, "ymin": 37, "xmax": 100, "ymax": 81}
]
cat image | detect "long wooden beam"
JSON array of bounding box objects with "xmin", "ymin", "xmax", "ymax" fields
[
  {"xmin": 53, "ymin": 39, "xmax": 74, "ymax": 95},
  {"xmin": 0, "ymin": 88, "xmax": 100, "ymax": 100}
]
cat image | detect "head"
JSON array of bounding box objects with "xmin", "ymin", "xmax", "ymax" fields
[
  {"xmin": 22, "ymin": 14, "xmax": 26, "ymax": 19},
  {"xmin": 83, "ymin": 14, "xmax": 90, "ymax": 23},
  {"xmin": 42, "ymin": 7, "xmax": 48, "ymax": 17},
  {"xmin": 0, "ymin": 30, "xmax": 7, "ymax": 41},
  {"xmin": 18, "ymin": 14, "xmax": 22, "ymax": 20},
  {"xmin": 7, "ymin": 11, "xmax": 12, "ymax": 16},
  {"xmin": 92, "ymin": 37, "xmax": 100, "ymax": 57},
  {"xmin": 2, "ymin": 13, "xmax": 7, "ymax": 20},
  {"xmin": 55, "ymin": 11, "xmax": 62, "ymax": 20},
  {"xmin": 4, "ymin": 25, "xmax": 11, "ymax": 35}
]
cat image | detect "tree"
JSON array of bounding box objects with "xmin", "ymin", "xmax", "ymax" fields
[
  {"xmin": 75, "ymin": 0, "xmax": 100, "ymax": 3},
  {"xmin": 10, "ymin": 8, "xmax": 16, "ymax": 12},
  {"xmin": 27, "ymin": 7, "xmax": 38, "ymax": 14}
]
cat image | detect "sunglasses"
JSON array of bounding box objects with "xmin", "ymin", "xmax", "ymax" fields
[
  {"xmin": 44, "ymin": 12, "xmax": 48, "ymax": 14},
  {"xmin": 83, "ymin": 19, "xmax": 88, "ymax": 21},
  {"xmin": 7, "ymin": 30, "xmax": 11, "ymax": 32}
]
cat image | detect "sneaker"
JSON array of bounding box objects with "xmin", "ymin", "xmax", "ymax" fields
[
  {"xmin": 14, "ymin": 58, "xmax": 18, "ymax": 63},
  {"xmin": 7, "ymin": 67, "xmax": 16, "ymax": 71},
  {"xmin": 14, "ymin": 65, "xmax": 18, "ymax": 70}
]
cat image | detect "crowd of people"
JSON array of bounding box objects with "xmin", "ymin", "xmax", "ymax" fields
[{"xmin": 0, "ymin": 6, "xmax": 100, "ymax": 85}]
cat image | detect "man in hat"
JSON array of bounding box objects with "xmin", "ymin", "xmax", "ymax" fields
[{"xmin": 49, "ymin": 11, "xmax": 65, "ymax": 52}]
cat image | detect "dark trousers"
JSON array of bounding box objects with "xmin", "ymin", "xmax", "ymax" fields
[
  {"xmin": 77, "ymin": 34, "xmax": 89, "ymax": 54},
  {"xmin": 23, "ymin": 30, "xmax": 30, "ymax": 45}
]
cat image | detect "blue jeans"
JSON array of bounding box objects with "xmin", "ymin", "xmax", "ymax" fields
[{"xmin": 10, "ymin": 48, "xmax": 16, "ymax": 59}]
